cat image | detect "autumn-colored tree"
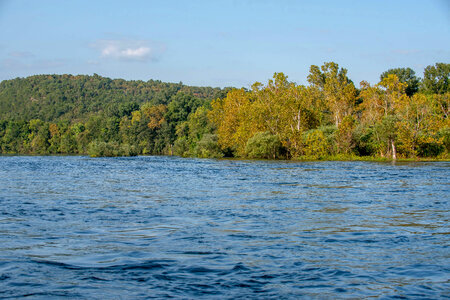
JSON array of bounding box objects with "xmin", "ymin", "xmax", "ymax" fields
[
  {"xmin": 0, "ymin": 66, "xmax": 447, "ymax": 159},
  {"xmin": 143, "ymin": 104, "xmax": 167, "ymax": 130},
  {"xmin": 380, "ymin": 67, "xmax": 420, "ymax": 97},
  {"xmin": 253, "ymin": 74, "xmax": 321, "ymax": 157},
  {"xmin": 336, "ymin": 115, "xmax": 356, "ymax": 154},
  {"xmin": 308, "ymin": 62, "xmax": 357, "ymax": 127},
  {"xmin": 396, "ymin": 92, "xmax": 447, "ymax": 157},
  {"xmin": 359, "ymin": 74, "xmax": 409, "ymax": 159},
  {"xmin": 252, "ymin": 73, "xmax": 292, "ymax": 135},
  {"xmin": 209, "ymin": 73, "xmax": 323, "ymax": 158},
  {"xmin": 302, "ymin": 129, "xmax": 330, "ymax": 158},
  {"xmin": 209, "ymin": 88, "xmax": 257, "ymax": 156}
]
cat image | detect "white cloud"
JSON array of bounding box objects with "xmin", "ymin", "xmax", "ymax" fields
[{"xmin": 93, "ymin": 39, "xmax": 164, "ymax": 62}]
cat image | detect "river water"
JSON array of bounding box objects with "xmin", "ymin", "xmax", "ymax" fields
[{"xmin": 0, "ymin": 156, "xmax": 449, "ymax": 298}]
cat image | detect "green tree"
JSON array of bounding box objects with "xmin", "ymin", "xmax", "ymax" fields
[
  {"xmin": 174, "ymin": 106, "xmax": 221, "ymax": 158},
  {"xmin": 336, "ymin": 115, "xmax": 356, "ymax": 154},
  {"xmin": 422, "ymin": 63, "xmax": 450, "ymax": 94},
  {"xmin": 380, "ymin": 67, "xmax": 420, "ymax": 96},
  {"xmin": 193, "ymin": 134, "xmax": 223, "ymax": 158},
  {"xmin": 245, "ymin": 131, "xmax": 284, "ymax": 159},
  {"xmin": 302, "ymin": 129, "xmax": 330, "ymax": 159},
  {"xmin": 28, "ymin": 119, "xmax": 50, "ymax": 154},
  {"xmin": 47, "ymin": 123, "xmax": 61, "ymax": 153}
]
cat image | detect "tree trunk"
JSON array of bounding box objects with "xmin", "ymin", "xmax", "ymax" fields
[{"xmin": 391, "ymin": 140, "xmax": 397, "ymax": 160}]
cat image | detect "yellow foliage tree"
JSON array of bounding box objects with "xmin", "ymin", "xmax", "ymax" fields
[
  {"xmin": 143, "ymin": 104, "xmax": 167, "ymax": 130},
  {"xmin": 209, "ymin": 89, "xmax": 257, "ymax": 156},
  {"xmin": 359, "ymin": 74, "xmax": 409, "ymax": 159},
  {"xmin": 396, "ymin": 93, "xmax": 446, "ymax": 157},
  {"xmin": 308, "ymin": 62, "xmax": 357, "ymax": 127}
]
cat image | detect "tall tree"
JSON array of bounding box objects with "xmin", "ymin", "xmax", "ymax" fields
[
  {"xmin": 307, "ymin": 62, "xmax": 357, "ymax": 127},
  {"xmin": 422, "ymin": 63, "xmax": 450, "ymax": 94},
  {"xmin": 380, "ymin": 67, "xmax": 420, "ymax": 97},
  {"xmin": 359, "ymin": 74, "xmax": 409, "ymax": 159},
  {"xmin": 395, "ymin": 93, "xmax": 445, "ymax": 157},
  {"xmin": 209, "ymin": 88, "xmax": 256, "ymax": 156}
]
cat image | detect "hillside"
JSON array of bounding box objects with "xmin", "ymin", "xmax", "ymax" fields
[{"xmin": 0, "ymin": 74, "xmax": 227, "ymax": 122}]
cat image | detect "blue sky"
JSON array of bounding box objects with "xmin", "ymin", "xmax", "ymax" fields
[{"xmin": 0, "ymin": 0, "xmax": 449, "ymax": 88}]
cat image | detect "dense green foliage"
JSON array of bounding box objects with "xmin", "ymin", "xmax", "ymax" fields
[
  {"xmin": 245, "ymin": 132, "xmax": 284, "ymax": 159},
  {"xmin": 0, "ymin": 64, "xmax": 449, "ymax": 159},
  {"xmin": 0, "ymin": 74, "xmax": 226, "ymax": 122},
  {"xmin": 0, "ymin": 74, "xmax": 228, "ymax": 157},
  {"xmin": 422, "ymin": 63, "xmax": 450, "ymax": 95}
]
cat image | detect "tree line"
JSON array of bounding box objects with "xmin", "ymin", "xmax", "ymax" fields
[{"xmin": 0, "ymin": 63, "xmax": 448, "ymax": 159}]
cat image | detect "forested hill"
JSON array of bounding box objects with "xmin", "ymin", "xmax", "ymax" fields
[
  {"xmin": 0, "ymin": 63, "xmax": 449, "ymax": 159},
  {"xmin": 0, "ymin": 74, "xmax": 228, "ymax": 122}
]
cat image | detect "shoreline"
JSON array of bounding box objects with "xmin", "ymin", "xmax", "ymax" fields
[{"xmin": 1, "ymin": 153, "xmax": 448, "ymax": 162}]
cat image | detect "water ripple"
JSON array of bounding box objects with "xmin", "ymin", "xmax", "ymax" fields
[{"xmin": 0, "ymin": 156, "xmax": 449, "ymax": 298}]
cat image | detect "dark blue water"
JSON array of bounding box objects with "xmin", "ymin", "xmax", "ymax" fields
[{"xmin": 0, "ymin": 156, "xmax": 449, "ymax": 299}]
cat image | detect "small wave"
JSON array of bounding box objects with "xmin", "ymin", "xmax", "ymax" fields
[
  {"xmin": 30, "ymin": 258, "xmax": 173, "ymax": 271},
  {"xmin": 306, "ymin": 184, "xmax": 354, "ymax": 189},
  {"xmin": 181, "ymin": 251, "xmax": 227, "ymax": 255},
  {"xmin": 181, "ymin": 266, "xmax": 218, "ymax": 274},
  {"xmin": 3, "ymin": 291, "xmax": 82, "ymax": 299}
]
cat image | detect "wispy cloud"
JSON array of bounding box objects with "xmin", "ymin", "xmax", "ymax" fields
[
  {"xmin": 2, "ymin": 50, "xmax": 66, "ymax": 70},
  {"xmin": 391, "ymin": 49, "xmax": 422, "ymax": 55},
  {"xmin": 87, "ymin": 60, "xmax": 100, "ymax": 65},
  {"xmin": 2, "ymin": 57, "xmax": 66, "ymax": 70},
  {"xmin": 92, "ymin": 39, "xmax": 165, "ymax": 62},
  {"xmin": 8, "ymin": 51, "xmax": 35, "ymax": 58}
]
